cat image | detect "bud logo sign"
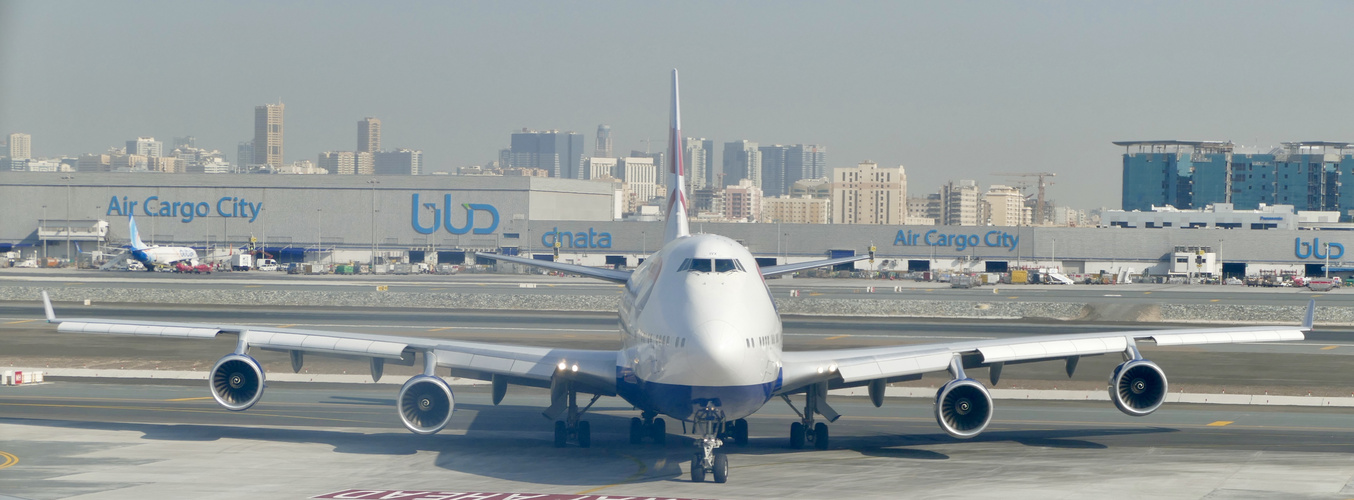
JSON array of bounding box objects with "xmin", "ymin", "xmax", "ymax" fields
[{"xmin": 410, "ymin": 194, "xmax": 499, "ymax": 235}]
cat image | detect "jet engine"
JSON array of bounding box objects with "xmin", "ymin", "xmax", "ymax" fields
[
  {"xmin": 934, "ymin": 378, "xmax": 993, "ymax": 438},
  {"xmin": 1109, "ymin": 359, "xmax": 1167, "ymax": 416},
  {"xmin": 210, "ymin": 354, "xmax": 265, "ymax": 411},
  {"xmin": 398, "ymin": 375, "xmax": 455, "ymax": 435}
]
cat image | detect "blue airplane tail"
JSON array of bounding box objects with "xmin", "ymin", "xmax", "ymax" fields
[{"xmin": 128, "ymin": 215, "xmax": 149, "ymax": 250}]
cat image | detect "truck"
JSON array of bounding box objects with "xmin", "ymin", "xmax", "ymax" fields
[
  {"xmin": 230, "ymin": 253, "xmax": 253, "ymax": 271},
  {"xmin": 256, "ymin": 259, "xmax": 279, "ymax": 272}
]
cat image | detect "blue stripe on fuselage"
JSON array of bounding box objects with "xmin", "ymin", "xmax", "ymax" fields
[{"xmin": 616, "ymin": 366, "xmax": 781, "ymax": 421}]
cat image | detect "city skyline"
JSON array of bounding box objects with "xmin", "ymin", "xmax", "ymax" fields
[{"xmin": 4, "ymin": 2, "xmax": 1354, "ymax": 210}]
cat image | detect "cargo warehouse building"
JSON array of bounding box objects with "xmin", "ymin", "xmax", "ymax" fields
[{"xmin": 1, "ymin": 172, "xmax": 1351, "ymax": 279}]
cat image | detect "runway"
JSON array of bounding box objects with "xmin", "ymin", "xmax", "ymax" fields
[{"xmin": 4, "ymin": 381, "xmax": 1354, "ymax": 499}]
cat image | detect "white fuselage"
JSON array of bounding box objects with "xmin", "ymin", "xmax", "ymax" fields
[
  {"xmin": 616, "ymin": 233, "xmax": 783, "ymax": 421},
  {"xmin": 132, "ymin": 246, "xmax": 199, "ymax": 267}
]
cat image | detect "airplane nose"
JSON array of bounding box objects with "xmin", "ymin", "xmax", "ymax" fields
[{"xmin": 689, "ymin": 320, "xmax": 759, "ymax": 381}]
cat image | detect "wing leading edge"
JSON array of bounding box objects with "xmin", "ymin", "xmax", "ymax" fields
[
  {"xmin": 40, "ymin": 291, "xmax": 617, "ymax": 394},
  {"xmin": 777, "ymin": 304, "xmax": 1312, "ymax": 395},
  {"xmin": 475, "ymin": 252, "xmax": 631, "ymax": 284}
]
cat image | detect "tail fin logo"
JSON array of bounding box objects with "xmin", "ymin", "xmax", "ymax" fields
[{"xmin": 128, "ymin": 215, "xmax": 148, "ymax": 250}]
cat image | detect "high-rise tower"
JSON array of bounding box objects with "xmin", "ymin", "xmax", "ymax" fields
[
  {"xmin": 253, "ymin": 102, "xmax": 285, "ymax": 168},
  {"xmin": 8, "ymin": 133, "xmax": 31, "ymax": 160},
  {"xmin": 594, "ymin": 125, "xmax": 613, "ymax": 158},
  {"xmin": 722, "ymin": 140, "xmax": 761, "ymax": 188},
  {"xmin": 358, "ymin": 117, "xmax": 381, "ymax": 153}
]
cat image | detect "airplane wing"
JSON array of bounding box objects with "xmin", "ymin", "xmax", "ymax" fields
[
  {"xmin": 476, "ymin": 252, "xmax": 631, "ymax": 284},
  {"xmin": 777, "ymin": 301, "xmax": 1314, "ymax": 395},
  {"xmin": 759, "ymin": 254, "xmax": 872, "ymax": 278},
  {"xmin": 40, "ymin": 292, "xmax": 617, "ymax": 396}
]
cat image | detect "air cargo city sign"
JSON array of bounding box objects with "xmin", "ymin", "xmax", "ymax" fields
[
  {"xmin": 106, "ymin": 195, "xmax": 263, "ymax": 223},
  {"xmin": 893, "ymin": 229, "xmax": 1019, "ymax": 251}
]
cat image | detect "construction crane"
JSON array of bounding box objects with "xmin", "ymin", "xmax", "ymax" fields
[{"xmin": 992, "ymin": 172, "xmax": 1056, "ymax": 224}]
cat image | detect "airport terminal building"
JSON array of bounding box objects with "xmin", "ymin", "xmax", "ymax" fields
[{"xmin": 1, "ymin": 172, "xmax": 1351, "ymax": 279}]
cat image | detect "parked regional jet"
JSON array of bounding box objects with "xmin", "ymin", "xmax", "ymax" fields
[
  {"xmin": 125, "ymin": 214, "xmax": 200, "ymax": 270},
  {"xmin": 41, "ymin": 70, "xmax": 1310, "ymax": 484}
]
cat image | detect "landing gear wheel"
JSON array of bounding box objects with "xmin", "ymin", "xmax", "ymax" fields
[
  {"xmin": 690, "ymin": 453, "xmax": 706, "ymax": 482},
  {"xmin": 789, "ymin": 422, "xmax": 805, "ymax": 449},
  {"xmin": 553, "ymin": 420, "xmax": 567, "ymax": 448},
  {"xmin": 813, "ymin": 422, "xmax": 829, "ymax": 450},
  {"xmin": 733, "ymin": 419, "xmax": 749, "ymax": 446},
  {"xmin": 577, "ymin": 421, "xmax": 591, "ymax": 448},
  {"xmin": 712, "ymin": 453, "xmax": 729, "ymax": 483},
  {"xmin": 651, "ymin": 417, "xmax": 667, "ymax": 445},
  {"xmin": 629, "ymin": 417, "xmax": 644, "ymax": 444}
]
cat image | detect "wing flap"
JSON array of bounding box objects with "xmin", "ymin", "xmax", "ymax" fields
[
  {"xmin": 57, "ymin": 321, "xmax": 220, "ymax": 339},
  {"xmin": 1151, "ymin": 328, "xmax": 1303, "ymax": 346},
  {"xmin": 979, "ymin": 336, "xmax": 1128, "ymax": 363},
  {"xmin": 836, "ymin": 351, "xmax": 954, "ymax": 384}
]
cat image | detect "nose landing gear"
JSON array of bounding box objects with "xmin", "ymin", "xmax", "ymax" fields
[{"xmin": 690, "ymin": 402, "xmax": 729, "ymax": 483}]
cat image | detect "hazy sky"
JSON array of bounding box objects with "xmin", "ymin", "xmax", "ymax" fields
[{"xmin": 3, "ymin": 1, "xmax": 1353, "ymax": 210}]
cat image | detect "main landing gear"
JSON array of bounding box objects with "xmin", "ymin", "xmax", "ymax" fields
[
  {"xmin": 629, "ymin": 411, "xmax": 667, "ymax": 445},
  {"xmin": 782, "ymin": 381, "xmax": 839, "ymax": 450},
  {"xmin": 546, "ymin": 378, "xmax": 599, "ymax": 448}
]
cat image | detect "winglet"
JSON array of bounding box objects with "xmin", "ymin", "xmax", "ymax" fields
[
  {"xmin": 41, "ymin": 290, "xmax": 55, "ymax": 322},
  {"xmin": 1303, "ymin": 299, "xmax": 1315, "ymax": 330}
]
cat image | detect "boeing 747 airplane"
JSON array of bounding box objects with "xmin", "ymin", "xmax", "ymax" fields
[{"xmin": 40, "ymin": 70, "xmax": 1309, "ymax": 483}]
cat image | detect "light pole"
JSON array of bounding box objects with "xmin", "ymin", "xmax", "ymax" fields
[
  {"xmin": 368, "ymin": 180, "xmax": 380, "ymax": 267},
  {"xmin": 1326, "ymin": 242, "xmax": 1331, "ymax": 278},
  {"xmin": 41, "ymin": 204, "xmax": 47, "ymax": 263},
  {"xmin": 62, "ymin": 175, "xmax": 73, "ymax": 265},
  {"xmin": 316, "ymin": 208, "xmax": 322, "ymax": 264},
  {"xmin": 425, "ymin": 204, "xmax": 437, "ymax": 262}
]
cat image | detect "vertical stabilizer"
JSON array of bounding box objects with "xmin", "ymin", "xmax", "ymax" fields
[
  {"xmin": 663, "ymin": 69, "xmax": 690, "ymax": 243},
  {"xmin": 128, "ymin": 215, "xmax": 148, "ymax": 250}
]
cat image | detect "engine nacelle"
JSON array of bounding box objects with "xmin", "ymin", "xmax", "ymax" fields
[
  {"xmin": 934, "ymin": 378, "xmax": 993, "ymax": 439},
  {"xmin": 398, "ymin": 375, "xmax": 456, "ymax": 435},
  {"xmin": 1109, "ymin": 359, "xmax": 1167, "ymax": 416},
  {"xmin": 210, "ymin": 354, "xmax": 265, "ymax": 411}
]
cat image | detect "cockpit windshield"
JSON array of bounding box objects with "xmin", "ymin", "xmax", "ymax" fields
[{"xmin": 677, "ymin": 258, "xmax": 745, "ymax": 273}]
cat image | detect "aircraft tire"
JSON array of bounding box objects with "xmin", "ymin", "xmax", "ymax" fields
[
  {"xmin": 629, "ymin": 417, "xmax": 644, "ymax": 444},
  {"xmin": 578, "ymin": 421, "xmax": 591, "ymax": 448},
  {"xmin": 553, "ymin": 421, "xmax": 567, "ymax": 448},
  {"xmin": 651, "ymin": 418, "xmax": 666, "ymax": 445},
  {"xmin": 734, "ymin": 419, "xmax": 749, "ymax": 445},
  {"xmin": 813, "ymin": 422, "xmax": 829, "ymax": 450},
  {"xmin": 712, "ymin": 454, "xmax": 729, "ymax": 483},
  {"xmin": 690, "ymin": 453, "xmax": 705, "ymax": 482},
  {"xmin": 790, "ymin": 422, "xmax": 805, "ymax": 449}
]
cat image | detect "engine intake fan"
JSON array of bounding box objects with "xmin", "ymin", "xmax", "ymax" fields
[
  {"xmin": 210, "ymin": 354, "xmax": 265, "ymax": 411},
  {"xmin": 1109, "ymin": 359, "xmax": 1167, "ymax": 416},
  {"xmin": 398, "ymin": 375, "xmax": 455, "ymax": 434},
  {"xmin": 934, "ymin": 378, "xmax": 993, "ymax": 438}
]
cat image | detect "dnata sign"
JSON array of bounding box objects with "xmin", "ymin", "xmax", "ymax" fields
[
  {"xmin": 542, "ymin": 227, "xmax": 612, "ymax": 248},
  {"xmin": 410, "ymin": 194, "xmax": 499, "ymax": 235},
  {"xmin": 894, "ymin": 229, "xmax": 1019, "ymax": 252},
  {"xmin": 1295, "ymin": 237, "xmax": 1345, "ymax": 259}
]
